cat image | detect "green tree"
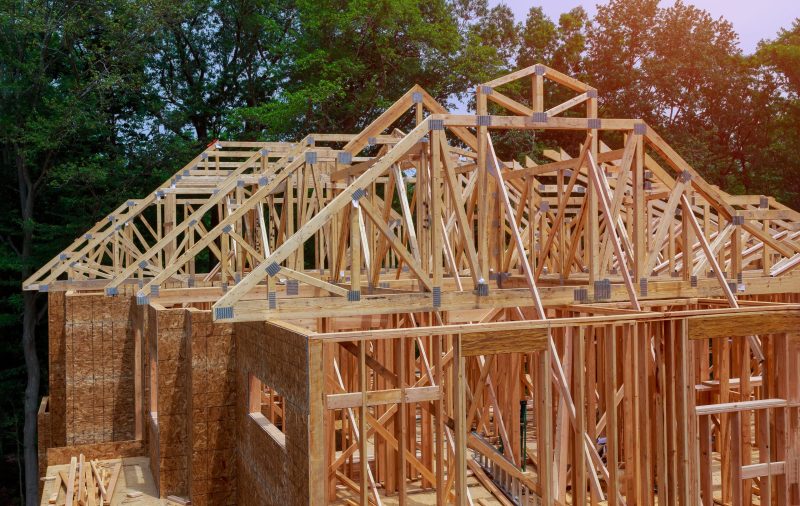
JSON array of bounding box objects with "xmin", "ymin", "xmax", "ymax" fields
[
  {"xmin": 586, "ymin": 0, "xmax": 659, "ymax": 120},
  {"xmin": 234, "ymin": 0, "xmax": 469, "ymax": 138},
  {"xmin": 0, "ymin": 1, "xmax": 154, "ymax": 502},
  {"xmin": 759, "ymin": 19, "xmax": 800, "ymax": 93},
  {"xmin": 758, "ymin": 18, "xmax": 800, "ymax": 207},
  {"xmin": 146, "ymin": 0, "xmax": 297, "ymax": 143},
  {"xmin": 519, "ymin": 6, "xmax": 588, "ymax": 77}
]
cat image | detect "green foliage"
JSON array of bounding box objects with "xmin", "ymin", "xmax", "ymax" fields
[
  {"xmin": 235, "ymin": 0, "xmax": 465, "ymax": 137},
  {"xmin": 508, "ymin": 1, "xmax": 800, "ymax": 206},
  {"xmin": 760, "ymin": 19, "xmax": 800, "ymax": 95}
]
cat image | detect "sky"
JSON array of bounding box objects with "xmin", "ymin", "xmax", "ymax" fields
[{"xmin": 495, "ymin": 0, "xmax": 799, "ymax": 53}]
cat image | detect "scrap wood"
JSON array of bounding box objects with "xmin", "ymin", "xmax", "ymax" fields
[
  {"xmin": 65, "ymin": 457, "xmax": 77, "ymax": 506},
  {"xmin": 77, "ymin": 454, "xmax": 85, "ymax": 503},
  {"xmin": 90, "ymin": 460, "xmax": 108, "ymax": 500},
  {"xmin": 58, "ymin": 471, "xmax": 69, "ymax": 490},
  {"xmin": 86, "ymin": 463, "xmax": 97, "ymax": 506},
  {"xmin": 47, "ymin": 473, "xmax": 62, "ymax": 505},
  {"xmin": 106, "ymin": 463, "xmax": 122, "ymax": 501},
  {"xmin": 54, "ymin": 454, "xmax": 120, "ymax": 506}
]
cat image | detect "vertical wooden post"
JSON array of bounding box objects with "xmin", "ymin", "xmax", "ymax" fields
[
  {"xmin": 637, "ymin": 322, "xmax": 653, "ymax": 505},
  {"xmin": 654, "ymin": 321, "xmax": 669, "ymax": 506},
  {"xmin": 477, "ymin": 86, "xmax": 489, "ymax": 280},
  {"xmin": 359, "ymin": 341, "xmax": 368, "ymax": 506},
  {"xmin": 308, "ymin": 341, "xmax": 326, "ymax": 505},
  {"xmin": 731, "ymin": 411, "xmax": 743, "ymax": 506},
  {"xmin": 757, "ymin": 408, "xmax": 771, "ymax": 506},
  {"xmin": 396, "ymin": 336, "xmax": 407, "ymax": 503},
  {"xmin": 351, "ymin": 200, "xmax": 361, "ymax": 295},
  {"xmin": 453, "ymin": 334, "xmax": 467, "ymax": 506},
  {"xmin": 682, "ymin": 190, "xmax": 694, "ymax": 281},
  {"xmin": 434, "ymin": 334, "xmax": 445, "ymax": 504},
  {"xmin": 605, "ymin": 325, "xmax": 619, "ymax": 506},
  {"xmin": 588, "ymin": 92, "xmax": 600, "ymax": 282},
  {"xmin": 731, "ymin": 217, "xmax": 742, "ymax": 285},
  {"xmin": 700, "ymin": 414, "xmax": 713, "ymax": 504},
  {"xmin": 533, "ymin": 72, "xmax": 544, "ymax": 113},
  {"xmin": 134, "ymin": 314, "xmax": 143, "ymax": 441},
  {"xmin": 773, "ymin": 333, "xmax": 789, "ymax": 504},
  {"xmin": 539, "ymin": 341, "xmax": 553, "ymax": 505},
  {"xmin": 623, "ymin": 325, "xmax": 637, "ymax": 501},
  {"xmin": 676, "ymin": 318, "xmax": 696, "ymax": 506},
  {"xmin": 574, "ymin": 326, "xmax": 587, "ymax": 505},
  {"xmin": 164, "ymin": 192, "xmax": 176, "ymax": 262},
  {"xmin": 431, "ymin": 129, "xmax": 443, "ymax": 292},
  {"xmin": 633, "ymin": 133, "xmax": 645, "ymax": 279},
  {"xmin": 740, "ymin": 337, "xmax": 752, "ymax": 506},
  {"xmin": 154, "ymin": 199, "xmax": 161, "ymax": 269},
  {"xmin": 762, "ymin": 219, "xmax": 771, "ymax": 275}
]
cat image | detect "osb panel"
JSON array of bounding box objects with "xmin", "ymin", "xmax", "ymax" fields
[
  {"xmin": 150, "ymin": 306, "xmax": 191, "ymax": 498},
  {"xmin": 64, "ymin": 293, "xmax": 135, "ymax": 446},
  {"xmin": 145, "ymin": 304, "xmax": 160, "ymax": 492},
  {"xmin": 144, "ymin": 306, "xmax": 238, "ymax": 504},
  {"xmin": 234, "ymin": 321, "xmax": 312, "ymax": 505},
  {"xmin": 47, "ymin": 292, "xmax": 67, "ymax": 448},
  {"xmin": 187, "ymin": 309, "xmax": 236, "ymax": 506},
  {"xmin": 46, "ymin": 439, "xmax": 145, "ymax": 465}
]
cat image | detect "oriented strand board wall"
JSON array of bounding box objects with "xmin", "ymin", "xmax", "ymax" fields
[
  {"xmin": 47, "ymin": 292, "xmax": 67, "ymax": 448},
  {"xmin": 145, "ymin": 305, "xmax": 238, "ymax": 505},
  {"xmin": 146, "ymin": 304, "xmax": 190, "ymax": 496},
  {"xmin": 234, "ymin": 321, "xmax": 313, "ymax": 505},
  {"xmin": 47, "ymin": 294, "xmax": 250, "ymax": 504},
  {"xmin": 64, "ymin": 292, "xmax": 136, "ymax": 445},
  {"xmin": 187, "ymin": 309, "xmax": 236, "ymax": 506}
]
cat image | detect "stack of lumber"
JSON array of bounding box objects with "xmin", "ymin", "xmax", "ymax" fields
[{"xmin": 44, "ymin": 453, "xmax": 121, "ymax": 506}]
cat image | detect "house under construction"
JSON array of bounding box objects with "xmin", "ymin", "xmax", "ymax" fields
[{"xmin": 28, "ymin": 64, "xmax": 800, "ymax": 506}]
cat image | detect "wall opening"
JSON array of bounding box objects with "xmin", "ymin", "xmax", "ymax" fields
[{"xmin": 248, "ymin": 373, "xmax": 286, "ymax": 449}]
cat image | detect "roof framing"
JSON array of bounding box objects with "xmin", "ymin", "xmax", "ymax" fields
[{"xmin": 24, "ymin": 64, "xmax": 800, "ymax": 326}]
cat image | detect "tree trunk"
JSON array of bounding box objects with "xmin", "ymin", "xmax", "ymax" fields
[
  {"xmin": 18, "ymin": 151, "xmax": 40, "ymax": 506},
  {"xmin": 22, "ymin": 290, "xmax": 39, "ymax": 506}
]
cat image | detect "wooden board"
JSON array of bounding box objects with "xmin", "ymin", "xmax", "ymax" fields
[{"xmin": 687, "ymin": 310, "xmax": 800, "ymax": 339}]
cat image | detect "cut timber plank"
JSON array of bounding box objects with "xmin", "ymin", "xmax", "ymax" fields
[
  {"xmin": 687, "ymin": 311, "xmax": 800, "ymax": 340},
  {"xmin": 65, "ymin": 457, "xmax": 77, "ymax": 506},
  {"xmin": 461, "ymin": 328, "xmax": 548, "ymax": 356}
]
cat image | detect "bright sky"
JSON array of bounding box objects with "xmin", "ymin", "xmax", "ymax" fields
[{"xmin": 495, "ymin": 0, "xmax": 800, "ymax": 53}]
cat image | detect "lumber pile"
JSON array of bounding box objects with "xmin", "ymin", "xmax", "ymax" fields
[{"xmin": 45, "ymin": 454, "xmax": 121, "ymax": 506}]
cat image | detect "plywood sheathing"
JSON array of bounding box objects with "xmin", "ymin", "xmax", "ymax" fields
[
  {"xmin": 146, "ymin": 304, "xmax": 190, "ymax": 497},
  {"xmin": 140, "ymin": 303, "xmax": 238, "ymax": 505},
  {"xmin": 45, "ymin": 439, "xmax": 145, "ymax": 466},
  {"xmin": 234, "ymin": 320, "xmax": 316, "ymax": 505},
  {"xmin": 47, "ymin": 291, "xmax": 67, "ymax": 448},
  {"xmin": 64, "ymin": 292, "xmax": 136, "ymax": 446},
  {"xmin": 187, "ymin": 308, "xmax": 236, "ymax": 505}
]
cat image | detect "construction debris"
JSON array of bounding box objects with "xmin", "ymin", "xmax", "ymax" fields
[{"xmin": 43, "ymin": 454, "xmax": 120, "ymax": 506}]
